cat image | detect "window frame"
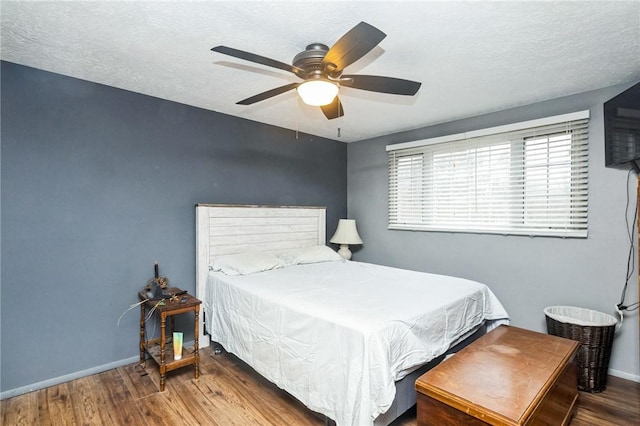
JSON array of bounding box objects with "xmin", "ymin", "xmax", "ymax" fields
[{"xmin": 387, "ymin": 111, "xmax": 590, "ymax": 238}]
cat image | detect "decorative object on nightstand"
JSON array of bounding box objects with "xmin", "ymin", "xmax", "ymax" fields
[{"xmin": 330, "ymin": 219, "xmax": 363, "ymax": 260}]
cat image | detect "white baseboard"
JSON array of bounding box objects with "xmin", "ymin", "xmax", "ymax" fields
[
  {"xmin": 609, "ymin": 368, "xmax": 640, "ymax": 383},
  {"xmin": 1, "ymin": 355, "xmax": 139, "ymax": 400},
  {"xmin": 1, "ymin": 340, "xmax": 199, "ymax": 400}
]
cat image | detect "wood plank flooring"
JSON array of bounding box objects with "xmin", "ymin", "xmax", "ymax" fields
[{"xmin": 2, "ymin": 346, "xmax": 639, "ymax": 425}]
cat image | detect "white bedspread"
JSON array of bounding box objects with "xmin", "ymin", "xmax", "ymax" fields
[{"xmin": 204, "ymin": 261, "xmax": 509, "ymax": 426}]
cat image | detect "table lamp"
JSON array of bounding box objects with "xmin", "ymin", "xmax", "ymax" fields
[{"xmin": 330, "ymin": 219, "xmax": 363, "ymax": 260}]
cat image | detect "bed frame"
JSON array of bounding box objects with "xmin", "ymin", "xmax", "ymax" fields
[{"xmin": 194, "ymin": 204, "xmax": 483, "ymax": 426}]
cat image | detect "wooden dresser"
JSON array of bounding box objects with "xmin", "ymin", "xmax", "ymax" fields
[{"xmin": 415, "ymin": 325, "xmax": 579, "ymax": 426}]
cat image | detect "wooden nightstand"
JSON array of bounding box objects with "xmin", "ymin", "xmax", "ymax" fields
[{"xmin": 138, "ymin": 288, "xmax": 202, "ymax": 391}]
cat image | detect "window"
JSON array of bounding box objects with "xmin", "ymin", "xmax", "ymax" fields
[{"xmin": 387, "ymin": 111, "xmax": 589, "ymax": 237}]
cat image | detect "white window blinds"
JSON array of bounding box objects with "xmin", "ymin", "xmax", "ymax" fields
[{"xmin": 387, "ymin": 111, "xmax": 590, "ymax": 237}]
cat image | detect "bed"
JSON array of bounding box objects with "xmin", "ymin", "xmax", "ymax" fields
[{"xmin": 195, "ymin": 204, "xmax": 509, "ymax": 426}]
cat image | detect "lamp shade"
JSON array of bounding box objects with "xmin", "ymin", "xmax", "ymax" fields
[
  {"xmin": 297, "ymin": 80, "xmax": 339, "ymax": 106},
  {"xmin": 330, "ymin": 219, "xmax": 363, "ymax": 245}
]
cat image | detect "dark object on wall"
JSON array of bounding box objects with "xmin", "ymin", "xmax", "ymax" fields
[
  {"xmin": 604, "ymin": 82, "xmax": 640, "ymax": 167},
  {"xmin": 544, "ymin": 306, "xmax": 617, "ymax": 392}
]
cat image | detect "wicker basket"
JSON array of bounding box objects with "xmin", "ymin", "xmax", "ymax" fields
[{"xmin": 544, "ymin": 306, "xmax": 617, "ymax": 393}]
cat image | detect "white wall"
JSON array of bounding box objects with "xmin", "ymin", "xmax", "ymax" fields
[{"xmin": 347, "ymin": 82, "xmax": 639, "ymax": 381}]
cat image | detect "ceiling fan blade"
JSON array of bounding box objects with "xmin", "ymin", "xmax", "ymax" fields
[
  {"xmin": 341, "ymin": 75, "xmax": 421, "ymax": 95},
  {"xmin": 212, "ymin": 46, "xmax": 306, "ymax": 78},
  {"xmin": 322, "ymin": 22, "xmax": 386, "ymax": 73},
  {"xmin": 320, "ymin": 96, "xmax": 344, "ymax": 120},
  {"xmin": 237, "ymin": 83, "xmax": 300, "ymax": 105}
]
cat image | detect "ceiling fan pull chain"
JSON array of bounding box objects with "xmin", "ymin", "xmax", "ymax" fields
[{"xmin": 296, "ymin": 97, "xmax": 299, "ymax": 140}]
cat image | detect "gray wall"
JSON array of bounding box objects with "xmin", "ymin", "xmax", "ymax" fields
[
  {"xmin": 348, "ymin": 83, "xmax": 640, "ymax": 381},
  {"xmin": 0, "ymin": 61, "xmax": 347, "ymax": 394}
]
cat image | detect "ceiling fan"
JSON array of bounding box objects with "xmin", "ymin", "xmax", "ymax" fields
[{"xmin": 211, "ymin": 22, "xmax": 421, "ymax": 120}]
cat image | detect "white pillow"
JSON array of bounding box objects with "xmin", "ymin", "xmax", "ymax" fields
[
  {"xmin": 278, "ymin": 245, "xmax": 344, "ymax": 265},
  {"xmin": 211, "ymin": 251, "xmax": 283, "ymax": 275}
]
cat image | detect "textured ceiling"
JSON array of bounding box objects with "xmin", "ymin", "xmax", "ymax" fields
[{"xmin": 2, "ymin": 1, "xmax": 639, "ymax": 142}]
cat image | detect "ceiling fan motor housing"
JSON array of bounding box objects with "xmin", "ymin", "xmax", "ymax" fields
[{"xmin": 293, "ymin": 43, "xmax": 339, "ymax": 79}]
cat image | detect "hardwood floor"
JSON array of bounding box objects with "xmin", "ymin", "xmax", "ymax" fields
[{"xmin": 2, "ymin": 346, "xmax": 639, "ymax": 425}]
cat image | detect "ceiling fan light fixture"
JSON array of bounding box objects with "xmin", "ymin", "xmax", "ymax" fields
[{"xmin": 297, "ymin": 80, "xmax": 339, "ymax": 106}]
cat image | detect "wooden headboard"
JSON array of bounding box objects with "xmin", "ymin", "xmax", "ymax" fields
[{"xmin": 194, "ymin": 204, "xmax": 326, "ymax": 346}]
